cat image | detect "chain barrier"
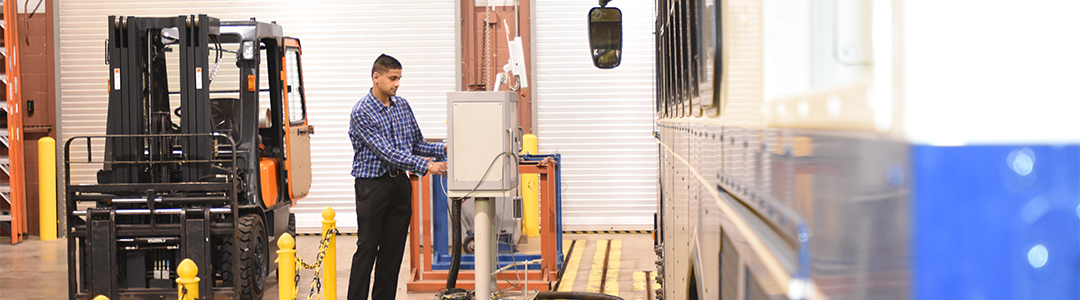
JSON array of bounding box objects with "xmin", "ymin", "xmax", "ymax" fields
[
  {"xmin": 482, "ymin": 4, "xmax": 491, "ymax": 87},
  {"xmin": 289, "ymin": 228, "xmax": 339, "ymax": 300},
  {"xmin": 180, "ymin": 285, "xmax": 190, "ymax": 300}
]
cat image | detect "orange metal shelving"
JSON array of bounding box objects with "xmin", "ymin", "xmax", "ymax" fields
[{"xmin": 1, "ymin": 0, "xmax": 27, "ymax": 244}]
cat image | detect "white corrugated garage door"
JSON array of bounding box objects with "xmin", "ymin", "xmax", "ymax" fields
[
  {"xmin": 535, "ymin": 1, "xmax": 657, "ymax": 230},
  {"xmin": 59, "ymin": 1, "xmax": 456, "ymax": 233}
]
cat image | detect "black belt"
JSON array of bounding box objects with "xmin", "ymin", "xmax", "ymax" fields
[{"xmin": 384, "ymin": 169, "xmax": 406, "ymax": 178}]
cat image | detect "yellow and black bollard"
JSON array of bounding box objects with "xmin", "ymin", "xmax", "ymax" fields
[
  {"xmin": 278, "ymin": 233, "xmax": 297, "ymax": 300},
  {"xmin": 38, "ymin": 136, "xmax": 57, "ymax": 241},
  {"xmin": 279, "ymin": 207, "xmax": 339, "ymax": 300},
  {"xmin": 176, "ymin": 258, "xmax": 200, "ymax": 300},
  {"xmin": 92, "ymin": 295, "xmax": 109, "ymax": 300},
  {"xmin": 322, "ymin": 207, "xmax": 338, "ymax": 300},
  {"xmin": 521, "ymin": 134, "xmax": 540, "ymax": 237}
]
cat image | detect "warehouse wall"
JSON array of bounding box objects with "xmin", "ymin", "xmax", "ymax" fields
[
  {"xmin": 59, "ymin": 1, "xmax": 456, "ymax": 232},
  {"xmin": 535, "ymin": 1, "xmax": 657, "ymax": 230},
  {"xmin": 59, "ymin": 0, "xmax": 658, "ymax": 232}
]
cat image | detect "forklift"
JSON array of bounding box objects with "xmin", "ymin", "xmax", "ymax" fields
[{"xmin": 64, "ymin": 15, "xmax": 312, "ymax": 299}]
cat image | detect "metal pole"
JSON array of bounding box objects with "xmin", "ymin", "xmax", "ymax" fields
[{"xmin": 474, "ymin": 197, "xmax": 496, "ymax": 298}]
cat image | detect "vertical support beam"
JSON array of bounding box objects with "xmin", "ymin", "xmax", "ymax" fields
[
  {"xmin": 178, "ymin": 14, "xmax": 213, "ymax": 182},
  {"xmin": 66, "ymin": 187, "xmax": 78, "ymax": 298},
  {"xmin": 3, "ymin": 0, "xmax": 28, "ymax": 243},
  {"xmin": 103, "ymin": 15, "xmax": 144, "ymax": 183},
  {"xmin": 422, "ymin": 175, "xmax": 434, "ymax": 273},
  {"xmin": 473, "ymin": 197, "xmax": 496, "ymax": 299},
  {"xmin": 538, "ymin": 166, "xmax": 555, "ymax": 277},
  {"xmin": 408, "ymin": 174, "xmax": 422, "ymax": 280},
  {"xmin": 180, "ymin": 208, "xmax": 213, "ymax": 296},
  {"xmin": 103, "ymin": 16, "xmax": 123, "ymax": 184},
  {"xmin": 50, "ymin": 0, "xmax": 63, "ymax": 238},
  {"xmin": 87, "ymin": 209, "xmax": 117, "ymax": 298},
  {"xmin": 261, "ymin": 38, "xmax": 289, "ymax": 191}
]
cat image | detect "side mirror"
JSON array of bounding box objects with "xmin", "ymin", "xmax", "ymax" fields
[{"xmin": 588, "ymin": 7, "xmax": 622, "ymax": 69}]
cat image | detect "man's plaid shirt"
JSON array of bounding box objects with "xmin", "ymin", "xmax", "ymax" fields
[{"xmin": 349, "ymin": 90, "xmax": 445, "ymax": 178}]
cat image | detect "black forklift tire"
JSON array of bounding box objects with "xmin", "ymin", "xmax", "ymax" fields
[
  {"xmin": 288, "ymin": 213, "xmax": 296, "ymax": 237},
  {"xmin": 237, "ymin": 214, "xmax": 268, "ymax": 300},
  {"xmin": 216, "ymin": 237, "xmax": 235, "ymax": 287}
]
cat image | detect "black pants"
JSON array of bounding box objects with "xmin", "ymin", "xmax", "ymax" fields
[{"xmin": 347, "ymin": 173, "xmax": 412, "ymax": 300}]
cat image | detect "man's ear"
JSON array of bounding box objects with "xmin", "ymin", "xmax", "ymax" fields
[{"xmin": 372, "ymin": 71, "xmax": 380, "ymax": 83}]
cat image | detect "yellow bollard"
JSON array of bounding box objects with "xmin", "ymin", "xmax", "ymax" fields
[
  {"xmin": 521, "ymin": 134, "xmax": 540, "ymax": 237},
  {"xmin": 92, "ymin": 296, "xmax": 110, "ymax": 300},
  {"xmin": 38, "ymin": 136, "xmax": 57, "ymax": 240},
  {"xmin": 277, "ymin": 233, "xmax": 296, "ymax": 300},
  {"xmin": 176, "ymin": 258, "xmax": 200, "ymax": 300},
  {"xmin": 322, "ymin": 207, "xmax": 338, "ymax": 300}
]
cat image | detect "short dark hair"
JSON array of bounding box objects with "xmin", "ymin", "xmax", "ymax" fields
[{"xmin": 372, "ymin": 54, "xmax": 402, "ymax": 75}]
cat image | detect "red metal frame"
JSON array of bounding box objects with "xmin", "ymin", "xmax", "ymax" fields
[
  {"xmin": 407, "ymin": 159, "xmax": 560, "ymax": 292},
  {"xmin": 3, "ymin": 0, "xmax": 27, "ymax": 244}
]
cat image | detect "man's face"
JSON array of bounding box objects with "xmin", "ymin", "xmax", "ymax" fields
[{"xmin": 374, "ymin": 68, "xmax": 402, "ymax": 97}]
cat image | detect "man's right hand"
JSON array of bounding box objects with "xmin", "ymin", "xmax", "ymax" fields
[{"xmin": 428, "ymin": 161, "xmax": 448, "ymax": 176}]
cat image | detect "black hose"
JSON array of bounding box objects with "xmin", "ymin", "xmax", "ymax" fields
[
  {"xmin": 446, "ymin": 197, "xmax": 463, "ymax": 289},
  {"xmin": 534, "ymin": 291, "xmax": 625, "ymax": 300}
]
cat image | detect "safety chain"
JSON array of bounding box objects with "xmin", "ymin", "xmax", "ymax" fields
[
  {"xmin": 180, "ymin": 285, "xmax": 190, "ymax": 300},
  {"xmin": 482, "ymin": 4, "xmax": 491, "ymax": 87},
  {"xmin": 291, "ymin": 228, "xmax": 339, "ymax": 300}
]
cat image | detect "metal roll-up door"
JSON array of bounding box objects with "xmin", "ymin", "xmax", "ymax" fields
[
  {"xmin": 59, "ymin": 0, "xmax": 456, "ymax": 233},
  {"xmin": 535, "ymin": 1, "xmax": 657, "ymax": 230}
]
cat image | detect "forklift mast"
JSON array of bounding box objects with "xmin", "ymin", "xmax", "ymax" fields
[
  {"xmin": 65, "ymin": 14, "xmax": 307, "ymax": 300},
  {"xmin": 100, "ymin": 15, "xmax": 287, "ymax": 191}
]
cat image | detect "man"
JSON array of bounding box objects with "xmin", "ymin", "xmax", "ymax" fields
[{"xmin": 348, "ymin": 54, "xmax": 447, "ymax": 300}]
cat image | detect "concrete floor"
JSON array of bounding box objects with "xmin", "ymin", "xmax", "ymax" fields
[{"xmin": 1, "ymin": 233, "xmax": 657, "ymax": 300}]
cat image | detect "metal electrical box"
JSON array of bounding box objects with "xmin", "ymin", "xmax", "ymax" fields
[{"xmin": 446, "ymin": 91, "xmax": 519, "ymax": 195}]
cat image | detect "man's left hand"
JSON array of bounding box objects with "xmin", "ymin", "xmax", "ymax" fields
[{"xmin": 428, "ymin": 161, "xmax": 448, "ymax": 176}]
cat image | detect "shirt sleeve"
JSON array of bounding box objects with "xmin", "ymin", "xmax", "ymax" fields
[
  {"xmin": 413, "ymin": 141, "xmax": 445, "ymax": 159},
  {"xmin": 351, "ymin": 108, "xmax": 431, "ymax": 175}
]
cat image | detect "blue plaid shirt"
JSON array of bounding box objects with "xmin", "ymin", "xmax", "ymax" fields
[{"xmin": 350, "ymin": 90, "xmax": 445, "ymax": 178}]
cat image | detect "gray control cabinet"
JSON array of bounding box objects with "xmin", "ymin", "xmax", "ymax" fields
[{"xmin": 446, "ymin": 91, "xmax": 519, "ymax": 195}]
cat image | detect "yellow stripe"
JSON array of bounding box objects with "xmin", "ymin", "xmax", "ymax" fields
[
  {"xmin": 633, "ymin": 271, "xmax": 660, "ymax": 299},
  {"xmin": 557, "ymin": 239, "xmax": 585, "ymax": 292},
  {"xmin": 633, "ymin": 271, "xmax": 647, "ymax": 291},
  {"xmin": 604, "ymin": 239, "xmax": 622, "ymax": 296},
  {"xmin": 586, "ymin": 240, "xmax": 609, "ymax": 293}
]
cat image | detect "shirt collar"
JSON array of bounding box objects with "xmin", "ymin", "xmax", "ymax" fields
[{"xmin": 364, "ymin": 88, "xmax": 398, "ymax": 111}]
